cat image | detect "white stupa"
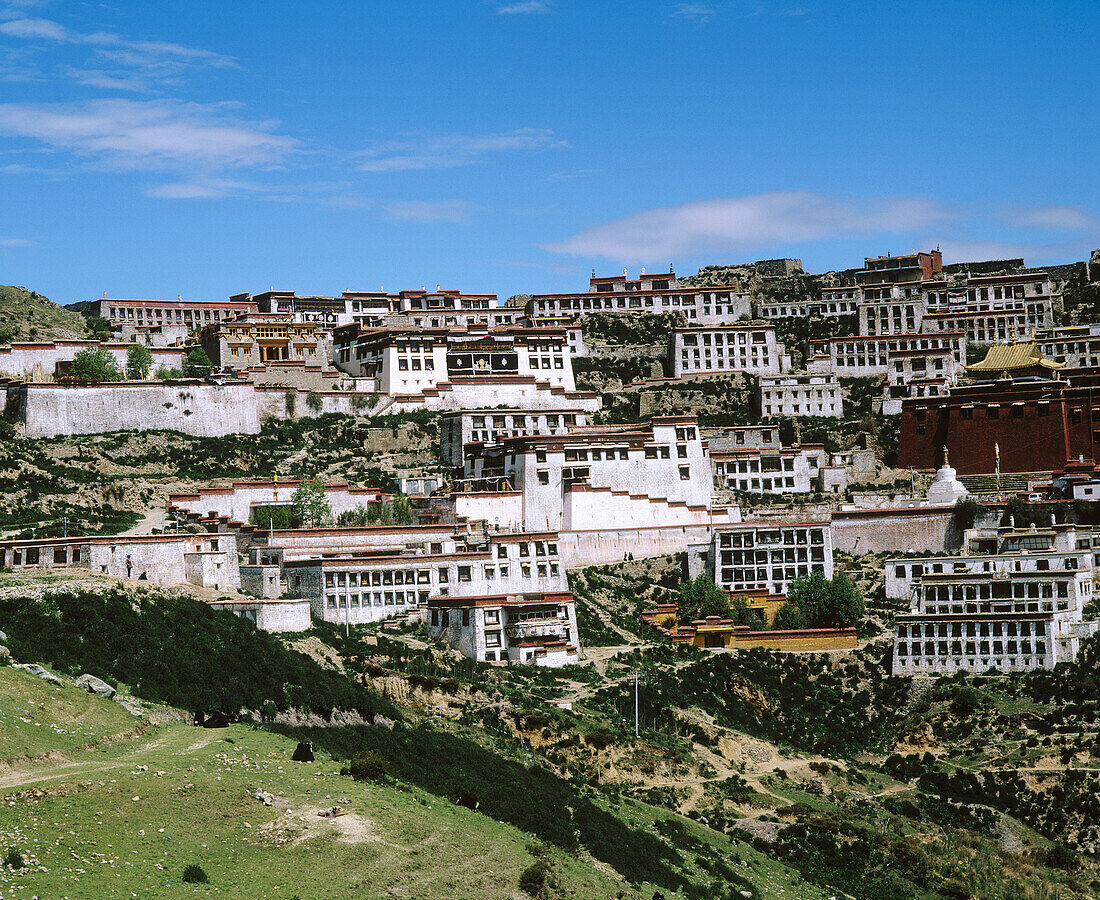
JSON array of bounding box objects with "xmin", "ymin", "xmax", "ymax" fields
[{"xmin": 926, "ymin": 447, "xmax": 969, "ymax": 505}]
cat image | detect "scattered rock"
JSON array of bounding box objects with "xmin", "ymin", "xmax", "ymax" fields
[
  {"xmin": 255, "ymin": 790, "xmax": 276, "ymax": 806},
  {"xmin": 13, "ymin": 663, "xmax": 65, "ymax": 685},
  {"xmin": 75, "ymin": 674, "xmax": 116, "ymax": 699}
]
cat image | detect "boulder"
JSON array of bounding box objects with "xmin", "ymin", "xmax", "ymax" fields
[
  {"xmin": 13, "ymin": 663, "xmax": 65, "ymax": 685},
  {"xmin": 0, "ymin": 645, "xmax": 10, "ymax": 665},
  {"xmin": 0, "ymin": 629, "xmax": 7, "ymax": 642},
  {"xmin": 75, "ymin": 674, "xmax": 116, "ymax": 699}
]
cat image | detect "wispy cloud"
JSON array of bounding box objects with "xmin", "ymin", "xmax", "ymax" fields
[
  {"xmin": 0, "ymin": 99, "xmax": 297, "ymax": 171},
  {"xmin": 383, "ymin": 200, "xmax": 476, "ymax": 223},
  {"xmin": 545, "ymin": 192, "xmax": 956, "ymax": 260},
  {"xmin": 669, "ymin": 3, "xmax": 717, "ymax": 22},
  {"xmin": 0, "ymin": 17, "xmax": 236, "ymax": 68},
  {"xmin": 357, "ymin": 128, "xmax": 567, "ymax": 172},
  {"xmin": 1000, "ymin": 205, "xmax": 1100, "ymax": 233},
  {"xmin": 497, "ymin": 1, "xmax": 553, "ymax": 14},
  {"xmin": 550, "ymin": 167, "xmax": 601, "ymax": 181},
  {"xmin": 0, "ymin": 237, "xmax": 35, "ymax": 247}
]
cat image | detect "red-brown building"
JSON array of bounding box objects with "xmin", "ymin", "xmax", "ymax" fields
[{"xmin": 898, "ymin": 369, "xmax": 1100, "ymax": 474}]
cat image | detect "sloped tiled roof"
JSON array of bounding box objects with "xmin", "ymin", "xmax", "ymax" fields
[{"xmin": 965, "ymin": 340, "xmax": 1063, "ymax": 373}]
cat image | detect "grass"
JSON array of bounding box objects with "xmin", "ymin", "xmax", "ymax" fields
[
  {"xmin": 0, "ymin": 666, "xmax": 142, "ymax": 762},
  {"xmin": 0, "ymin": 659, "xmax": 848, "ymax": 900}
]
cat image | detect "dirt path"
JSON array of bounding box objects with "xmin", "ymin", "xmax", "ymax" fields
[{"xmin": 0, "ymin": 726, "xmax": 219, "ymax": 791}]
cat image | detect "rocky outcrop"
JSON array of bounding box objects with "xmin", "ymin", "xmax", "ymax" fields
[{"xmin": 76, "ymin": 673, "xmax": 117, "ymax": 699}]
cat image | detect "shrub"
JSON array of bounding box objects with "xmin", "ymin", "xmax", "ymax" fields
[
  {"xmin": 3, "ymin": 850, "xmax": 24, "ymax": 870},
  {"xmin": 349, "ymin": 749, "xmax": 388, "ymax": 782},
  {"xmin": 518, "ymin": 861, "xmax": 549, "ymax": 896},
  {"xmin": 126, "ymin": 343, "xmax": 154, "ymax": 380},
  {"xmin": 291, "ymin": 478, "xmax": 332, "ymax": 527},
  {"xmin": 183, "ymin": 348, "xmax": 213, "ymax": 378},
  {"xmin": 69, "ymin": 346, "xmax": 122, "ymax": 382},
  {"xmin": 305, "ymin": 391, "xmax": 323, "ymax": 413},
  {"xmin": 182, "ymin": 863, "xmax": 209, "ymax": 884}
]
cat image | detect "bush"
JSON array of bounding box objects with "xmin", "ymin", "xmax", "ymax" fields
[
  {"xmin": 348, "ymin": 749, "xmax": 388, "ymax": 782},
  {"xmin": 126, "ymin": 343, "xmax": 154, "ymax": 380},
  {"xmin": 0, "ymin": 588, "xmax": 393, "ymax": 720},
  {"xmin": 519, "ymin": 860, "xmax": 549, "ymax": 896},
  {"xmin": 182, "ymin": 863, "xmax": 209, "ymax": 884},
  {"xmin": 3, "ymin": 850, "xmax": 24, "ymax": 869},
  {"xmin": 305, "ymin": 391, "xmax": 323, "ymax": 413},
  {"xmin": 183, "ymin": 348, "xmax": 213, "ymax": 378},
  {"xmin": 69, "ymin": 346, "xmax": 122, "ymax": 382}
]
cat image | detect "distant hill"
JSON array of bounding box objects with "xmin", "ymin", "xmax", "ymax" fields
[{"xmin": 0, "ymin": 285, "xmax": 90, "ymax": 343}]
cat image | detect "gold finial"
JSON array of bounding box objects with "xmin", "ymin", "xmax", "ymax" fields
[{"xmin": 943, "ymin": 446, "xmax": 949, "ymax": 468}]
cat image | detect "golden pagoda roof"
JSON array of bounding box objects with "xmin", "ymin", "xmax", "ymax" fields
[{"xmin": 964, "ymin": 339, "xmax": 1063, "ymax": 374}]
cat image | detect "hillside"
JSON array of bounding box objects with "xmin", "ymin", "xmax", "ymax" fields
[
  {"xmin": 0, "ymin": 598, "xmax": 840, "ymax": 900},
  {"xmin": 0, "ymin": 285, "xmax": 91, "ymax": 343},
  {"xmin": 3, "ymin": 579, "xmax": 1099, "ymax": 898}
]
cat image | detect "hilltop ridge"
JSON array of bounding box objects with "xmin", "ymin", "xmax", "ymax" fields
[{"xmin": 0, "ymin": 285, "xmax": 90, "ymax": 343}]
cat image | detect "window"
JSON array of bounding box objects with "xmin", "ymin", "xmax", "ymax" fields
[
  {"xmin": 458, "ymin": 566, "xmax": 472, "ymax": 582},
  {"xmin": 679, "ymin": 466, "xmax": 691, "ymax": 480},
  {"xmin": 537, "ymin": 470, "xmax": 549, "ymax": 485}
]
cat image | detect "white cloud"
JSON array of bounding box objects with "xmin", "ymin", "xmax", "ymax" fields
[
  {"xmin": 545, "ymin": 191, "xmax": 955, "ymax": 261},
  {"xmin": 383, "ymin": 200, "xmax": 475, "ymax": 223},
  {"xmin": 1000, "ymin": 205, "xmax": 1100, "ymax": 233},
  {"xmin": 497, "ymin": 1, "xmax": 552, "ymax": 14},
  {"xmin": 0, "ymin": 99, "xmax": 297, "ymax": 171},
  {"xmin": 0, "ymin": 17, "xmax": 236, "ymax": 69},
  {"xmin": 0, "ymin": 237, "xmax": 35, "ymax": 246},
  {"xmin": 670, "ymin": 3, "xmax": 717, "ymax": 22},
  {"xmin": 357, "ymin": 128, "xmax": 566, "ymax": 172}
]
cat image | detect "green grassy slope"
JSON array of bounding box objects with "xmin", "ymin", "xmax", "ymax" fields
[
  {"xmin": 0, "ymin": 285, "xmax": 90, "ymax": 343},
  {"xmin": 0, "ymin": 666, "xmax": 835, "ymax": 900}
]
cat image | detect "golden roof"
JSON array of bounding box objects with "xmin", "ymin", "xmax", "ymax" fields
[{"xmin": 964, "ymin": 340, "xmax": 1063, "ymax": 374}]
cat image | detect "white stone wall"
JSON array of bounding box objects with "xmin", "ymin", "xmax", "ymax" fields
[
  {"xmin": 711, "ymin": 447, "xmax": 827, "ymax": 494},
  {"xmin": 287, "ymin": 533, "xmax": 568, "ymax": 626},
  {"xmin": 170, "ymin": 481, "xmax": 388, "ymax": 525},
  {"xmin": 526, "ymin": 287, "xmax": 752, "ymax": 324},
  {"xmin": 75, "ymin": 534, "xmax": 240, "ymax": 589},
  {"xmin": 15, "ymin": 382, "xmax": 262, "ymax": 437},
  {"xmin": 812, "ymin": 333, "xmax": 966, "ymax": 378},
  {"xmin": 759, "ymin": 375, "xmax": 843, "ymax": 418},
  {"xmin": 708, "ymin": 522, "xmax": 833, "ymax": 595},
  {"xmin": 0, "ymin": 341, "xmax": 185, "ymax": 381},
  {"xmin": 440, "ymin": 409, "xmax": 589, "ymax": 465},
  {"xmin": 499, "ymin": 419, "xmax": 713, "ymax": 532},
  {"xmin": 668, "ymin": 326, "xmax": 788, "ymax": 378}
]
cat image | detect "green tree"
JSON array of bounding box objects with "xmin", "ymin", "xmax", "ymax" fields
[
  {"xmin": 777, "ymin": 571, "xmax": 864, "ymax": 629},
  {"xmin": 183, "ymin": 348, "xmax": 214, "ymax": 378},
  {"xmin": 69, "ymin": 346, "xmax": 122, "ymax": 382},
  {"xmin": 772, "ymin": 601, "xmax": 808, "ymax": 630},
  {"xmin": 728, "ymin": 593, "xmax": 765, "ymax": 629},
  {"xmin": 155, "ymin": 365, "xmax": 182, "ymax": 380},
  {"xmin": 677, "ymin": 574, "xmax": 729, "ymax": 623},
  {"xmin": 391, "ymin": 494, "xmax": 414, "ymax": 525},
  {"xmin": 292, "ymin": 478, "xmax": 331, "ymax": 527},
  {"xmin": 125, "ymin": 343, "xmax": 154, "ymax": 379}
]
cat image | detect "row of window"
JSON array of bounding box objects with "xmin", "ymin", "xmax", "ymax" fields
[{"xmin": 718, "ymin": 529, "xmax": 825, "ymax": 547}]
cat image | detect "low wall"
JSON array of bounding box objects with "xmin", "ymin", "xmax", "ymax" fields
[
  {"xmin": 13, "ymin": 381, "xmax": 263, "ymax": 437},
  {"xmin": 207, "ymin": 598, "xmax": 311, "ymax": 632},
  {"xmin": 557, "ymin": 522, "xmax": 734, "ymax": 568},
  {"xmin": 0, "ymin": 341, "xmax": 185, "ymax": 382},
  {"xmin": 829, "ymin": 505, "xmax": 956, "ymax": 554}
]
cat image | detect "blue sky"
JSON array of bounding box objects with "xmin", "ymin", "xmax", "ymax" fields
[{"xmin": 0, "ymin": 0, "xmax": 1098, "ymax": 304}]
